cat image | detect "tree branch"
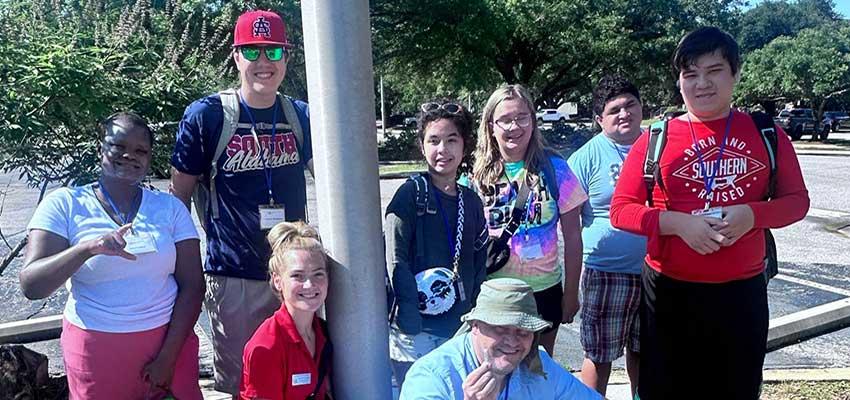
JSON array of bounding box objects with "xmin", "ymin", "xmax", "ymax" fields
[
  {"xmin": 25, "ymin": 95, "xmax": 56, "ymax": 118},
  {"xmin": 0, "ymin": 237, "xmax": 26, "ymax": 276}
]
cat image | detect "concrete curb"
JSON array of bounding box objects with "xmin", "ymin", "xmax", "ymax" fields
[
  {"xmin": 379, "ymin": 170, "xmax": 426, "ymax": 180},
  {"xmin": 600, "ymin": 367, "xmax": 850, "ymax": 385},
  {"xmin": 795, "ymin": 150, "xmax": 850, "ymax": 157}
]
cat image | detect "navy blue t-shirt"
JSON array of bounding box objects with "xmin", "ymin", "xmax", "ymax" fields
[{"xmin": 171, "ymin": 93, "xmax": 312, "ymax": 280}]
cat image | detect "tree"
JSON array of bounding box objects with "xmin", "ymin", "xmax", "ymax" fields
[
  {"xmin": 0, "ymin": 0, "xmax": 237, "ymax": 269},
  {"xmin": 736, "ymin": 23, "xmax": 850, "ymax": 132},
  {"xmin": 371, "ymin": 0, "xmax": 743, "ymax": 111},
  {"xmin": 737, "ymin": 0, "xmax": 840, "ymax": 52}
]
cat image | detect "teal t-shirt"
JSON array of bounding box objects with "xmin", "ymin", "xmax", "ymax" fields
[{"xmin": 567, "ymin": 133, "xmax": 646, "ymax": 274}]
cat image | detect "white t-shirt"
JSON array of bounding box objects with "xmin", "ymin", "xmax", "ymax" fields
[{"xmin": 27, "ymin": 184, "xmax": 199, "ymax": 333}]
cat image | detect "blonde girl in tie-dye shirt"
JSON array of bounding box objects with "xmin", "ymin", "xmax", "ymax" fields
[{"xmin": 469, "ymin": 84, "xmax": 587, "ymax": 356}]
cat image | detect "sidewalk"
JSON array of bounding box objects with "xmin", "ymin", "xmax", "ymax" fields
[
  {"xmin": 793, "ymin": 139, "xmax": 850, "ymax": 156},
  {"xmin": 602, "ymin": 368, "xmax": 850, "ymax": 400}
]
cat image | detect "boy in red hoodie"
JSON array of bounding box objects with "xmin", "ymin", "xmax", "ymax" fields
[{"xmin": 610, "ymin": 27, "xmax": 809, "ymax": 399}]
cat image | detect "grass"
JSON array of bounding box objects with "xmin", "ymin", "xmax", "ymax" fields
[
  {"xmin": 378, "ymin": 161, "xmax": 426, "ymax": 176},
  {"xmin": 762, "ymin": 381, "xmax": 850, "ymax": 399},
  {"xmin": 640, "ymin": 118, "xmax": 660, "ymax": 128}
]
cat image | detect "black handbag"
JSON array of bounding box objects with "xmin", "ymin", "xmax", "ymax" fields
[{"xmin": 486, "ymin": 180, "xmax": 531, "ymax": 275}]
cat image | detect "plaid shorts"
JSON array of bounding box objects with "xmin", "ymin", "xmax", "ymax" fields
[{"xmin": 580, "ymin": 267, "xmax": 641, "ymax": 363}]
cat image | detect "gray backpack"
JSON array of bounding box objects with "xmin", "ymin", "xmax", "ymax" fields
[{"xmin": 191, "ymin": 88, "xmax": 305, "ymax": 229}]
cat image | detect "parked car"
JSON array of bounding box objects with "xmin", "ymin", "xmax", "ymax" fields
[
  {"xmin": 823, "ymin": 111, "xmax": 849, "ymax": 132},
  {"xmin": 774, "ymin": 108, "xmax": 817, "ymax": 140},
  {"xmin": 536, "ymin": 109, "xmax": 566, "ymax": 124}
]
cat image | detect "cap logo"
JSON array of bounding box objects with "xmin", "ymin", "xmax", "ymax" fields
[{"xmin": 252, "ymin": 16, "xmax": 272, "ymax": 38}]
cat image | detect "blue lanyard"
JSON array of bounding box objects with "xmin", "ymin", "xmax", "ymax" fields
[
  {"xmin": 238, "ymin": 91, "xmax": 279, "ymax": 204},
  {"xmin": 432, "ymin": 185, "xmax": 456, "ymax": 255},
  {"xmin": 96, "ymin": 181, "xmax": 140, "ymax": 226},
  {"xmin": 686, "ymin": 110, "xmax": 734, "ymax": 209}
]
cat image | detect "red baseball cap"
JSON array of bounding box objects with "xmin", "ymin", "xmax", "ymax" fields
[{"xmin": 233, "ymin": 10, "xmax": 292, "ymax": 47}]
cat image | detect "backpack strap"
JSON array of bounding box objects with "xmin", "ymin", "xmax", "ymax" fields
[
  {"xmin": 193, "ymin": 88, "xmax": 240, "ymax": 223},
  {"xmin": 537, "ymin": 151, "xmax": 560, "ymax": 203},
  {"xmin": 643, "ymin": 120, "xmax": 668, "ymax": 207},
  {"xmin": 410, "ymin": 173, "xmax": 436, "ymax": 216},
  {"xmin": 749, "ymin": 111, "xmax": 781, "ymax": 283},
  {"xmin": 307, "ymin": 320, "xmax": 333, "ymax": 400},
  {"xmin": 280, "ymin": 93, "xmax": 308, "ymax": 220},
  {"xmin": 750, "ymin": 111, "xmax": 779, "ymax": 199},
  {"xmin": 409, "ymin": 173, "xmax": 435, "ymax": 269},
  {"xmin": 279, "ymin": 93, "xmax": 305, "ymax": 155}
]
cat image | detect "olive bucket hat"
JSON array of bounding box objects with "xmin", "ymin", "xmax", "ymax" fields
[
  {"xmin": 455, "ymin": 278, "xmax": 552, "ymax": 377},
  {"xmin": 456, "ymin": 278, "xmax": 552, "ymax": 334}
]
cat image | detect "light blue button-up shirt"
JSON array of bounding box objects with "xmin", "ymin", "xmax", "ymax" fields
[{"xmin": 400, "ymin": 333, "xmax": 602, "ymax": 400}]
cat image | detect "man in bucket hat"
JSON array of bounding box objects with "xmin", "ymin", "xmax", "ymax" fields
[
  {"xmin": 169, "ymin": 9, "xmax": 313, "ymax": 397},
  {"xmin": 400, "ymin": 278, "xmax": 601, "ymax": 399}
]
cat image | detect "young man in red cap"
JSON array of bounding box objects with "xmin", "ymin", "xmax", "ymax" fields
[{"xmin": 169, "ymin": 10, "xmax": 313, "ymax": 397}]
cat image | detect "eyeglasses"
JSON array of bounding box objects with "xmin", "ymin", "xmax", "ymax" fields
[
  {"xmin": 239, "ymin": 46, "xmax": 286, "ymax": 62},
  {"xmin": 420, "ymin": 102, "xmax": 464, "ymax": 115},
  {"xmin": 492, "ymin": 115, "xmax": 532, "ymax": 130}
]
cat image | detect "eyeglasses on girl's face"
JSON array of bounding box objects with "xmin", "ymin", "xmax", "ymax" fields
[{"xmin": 492, "ymin": 115, "xmax": 532, "ymax": 131}]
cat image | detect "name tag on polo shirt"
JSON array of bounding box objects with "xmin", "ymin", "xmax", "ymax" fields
[
  {"xmin": 292, "ymin": 372, "xmax": 312, "ymax": 386},
  {"xmin": 259, "ymin": 204, "xmax": 286, "ymax": 230},
  {"xmin": 123, "ymin": 232, "xmax": 157, "ymax": 255}
]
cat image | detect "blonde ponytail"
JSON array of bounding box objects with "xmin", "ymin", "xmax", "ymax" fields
[{"xmin": 267, "ymin": 221, "xmax": 326, "ymax": 278}]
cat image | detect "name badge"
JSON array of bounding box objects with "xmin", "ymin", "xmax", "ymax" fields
[
  {"xmin": 259, "ymin": 204, "xmax": 286, "ymax": 230},
  {"xmin": 123, "ymin": 232, "xmax": 157, "ymax": 255},
  {"xmin": 691, "ymin": 206, "xmax": 723, "ymax": 219},
  {"xmin": 292, "ymin": 372, "xmax": 312, "ymax": 386},
  {"xmin": 520, "ymin": 243, "xmax": 544, "ymax": 262}
]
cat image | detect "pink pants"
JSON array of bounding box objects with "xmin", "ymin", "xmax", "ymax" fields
[{"xmin": 61, "ymin": 319, "xmax": 202, "ymax": 400}]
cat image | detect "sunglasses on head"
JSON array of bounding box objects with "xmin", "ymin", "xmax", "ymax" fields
[
  {"xmin": 239, "ymin": 46, "xmax": 286, "ymax": 62},
  {"xmin": 420, "ymin": 102, "xmax": 464, "ymax": 115}
]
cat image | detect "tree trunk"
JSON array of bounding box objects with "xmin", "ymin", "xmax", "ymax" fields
[{"xmin": 815, "ymin": 99, "xmax": 827, "ymax": 141}]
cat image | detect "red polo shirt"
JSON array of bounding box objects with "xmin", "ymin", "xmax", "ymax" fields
[{"xmin": 240, "ymin": 305, "xmax": 330, "ymax": 400}]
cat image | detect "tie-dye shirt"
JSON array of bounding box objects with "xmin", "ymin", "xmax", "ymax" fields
[{"xmin": 475, "ymin": 155, "xmax": 587, "ymax": 291}]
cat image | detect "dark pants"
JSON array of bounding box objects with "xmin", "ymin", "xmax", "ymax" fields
[{"xmin": 638, "ymin": 264, "xmax": 768, "ymax": 400}]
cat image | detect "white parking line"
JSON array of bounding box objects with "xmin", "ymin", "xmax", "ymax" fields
[
  {"xmin": 775, "ymin": 271, "xmax": 850, "ymax": 297},
  {"xmin": 807, "ymin": 208, "xmax": 850, "ymax": 219}
]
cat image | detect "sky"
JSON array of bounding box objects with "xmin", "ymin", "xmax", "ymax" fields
[{"xmin": 826, "ymin": 0, "xmax": 848, "ymax": 18}]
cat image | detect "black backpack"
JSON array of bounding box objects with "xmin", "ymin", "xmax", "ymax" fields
[{"xmin": 642, "ymin": 112, "xmax": 780, "ymax": 283}]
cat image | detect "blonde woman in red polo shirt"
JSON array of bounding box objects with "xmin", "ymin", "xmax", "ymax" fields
[{"xmin": 241, "ymin": 222, "xmax": 332, "ymax": 400}]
